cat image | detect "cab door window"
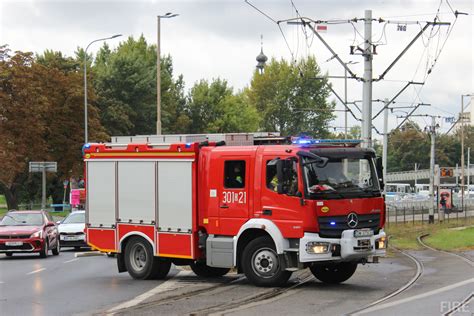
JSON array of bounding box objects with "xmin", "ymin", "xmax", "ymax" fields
[{"xmin": 224, "ymin": 160, "xmax": 246, "ymax": 189}]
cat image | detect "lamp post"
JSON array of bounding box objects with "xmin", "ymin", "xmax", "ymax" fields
[
  {"xmin": 460, "ymin": 93, "xmax": 473, "ymax": 215},
  {"xmin": 84, "ymin": 34, "xmax": 122, "ymax": 144},
  {"xmin": 157, "ymin": 12, "xmax": 179, "ymax": 135}
]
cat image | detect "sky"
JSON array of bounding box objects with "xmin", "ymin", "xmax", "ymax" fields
[{"xmin": 1, "ymin": 0, "xmax": 473, "ymax": 138}]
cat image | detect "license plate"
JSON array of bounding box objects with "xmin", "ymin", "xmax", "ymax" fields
[
  {"xmin": 354, "ymin": 229, "xmax": 374, "ymax": 238},
  {"xmin": 63, "ymin": 236, "xmax": 80, "ymax": 241},
  {"xmin": 5, "ymin": 241, "xmax": 23, "ymax": 246},
  {"xmin": 358, "ymin": 239, "xmax": 371, "ymax": 247}
]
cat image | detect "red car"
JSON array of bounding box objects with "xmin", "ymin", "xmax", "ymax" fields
[{"xmin": 0, "ymin": 210, "xmax": 60, "ymax": 258}]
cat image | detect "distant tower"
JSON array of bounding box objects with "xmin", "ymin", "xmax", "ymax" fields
[{"xmin": 256, "ymin": 35, "xmax": 268, "ymax": 74}]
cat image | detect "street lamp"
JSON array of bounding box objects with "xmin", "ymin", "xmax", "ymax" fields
[
  {"xmin": 157, "ymin": 12, "xmax": 179, "ymax": 135},
  {"xmin": 84, "ymin": 34, "xmax": 122, "ymax": 144},
  {"xmin": 460, "ymin": 93, "xmax": 473, "ymax": 215}
]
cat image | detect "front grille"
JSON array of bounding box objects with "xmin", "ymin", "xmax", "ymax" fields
[
  {"xmin": 60, "ymin": 232, "xmax": 84, "ymax": 236},
  {"xmin": 0, "ymin": 243, "xmax": 34, "ymax": 250},
  {"xmin": 0, "ymin": 234, "xmax": 31, "ymax": 239},
  {"xmin": 318, "ymin": 213, "xmax": 380, "ymax": 238}
]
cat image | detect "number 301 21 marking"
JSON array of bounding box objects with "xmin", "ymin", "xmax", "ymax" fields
[{"xmin": 222, "ymin": 191, "xmax": 247, "ymax": 204}]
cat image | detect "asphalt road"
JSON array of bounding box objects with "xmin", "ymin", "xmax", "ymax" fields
[
  {"xmin": 0, "ymin": 249, "xmax": 177, "ymax": 316},
  {"xmin": 1, "ymin": 246, "xmax": 473, "ymax": 316}
]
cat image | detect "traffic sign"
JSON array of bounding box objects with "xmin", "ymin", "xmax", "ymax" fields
[{"xmin": 29, "ymin": 162, "xmax": 57, "ymax": 173}]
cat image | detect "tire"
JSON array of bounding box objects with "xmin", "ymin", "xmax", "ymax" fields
[
  {"xmin": 52, "ymin": 240, "xmax": 60, "ymax": 256},
  {"xmin": 124, "ymin": 236, "xmax": 171, "ymax": 280},
  {"xmin": 310, "ymin": 262, "xmax": 357, "ymax": 284},
  {"xmin": 241, "ymin": 236, "xmax": 292, "ymax": 287},
  {"xmin": 190, "ymin": 261, "xmax": 230, "ymax": 278},
  {"xmin": 39, "ymin": 239, "xmax": 49, "ymax": 258},
  {"xmin": 5, "ymin": 253, "xmax": 13, "ymax": 257}
]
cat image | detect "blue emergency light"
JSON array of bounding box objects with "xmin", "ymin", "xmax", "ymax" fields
[{"xmin": 292, "ymin": 138, "xmax": 362, "ymax": 146}]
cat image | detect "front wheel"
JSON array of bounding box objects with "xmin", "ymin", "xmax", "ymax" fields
[
  {"xmin": 190, "ymin": 261, "xmax": 230, "ymax": 278},
  {"xmin": 52, "ymin": 240, "xmax": 60, "ymax": 256},
  {"xmin": 39, "ymin": 239, "xmax": 49, "ymax": 258},
  {"xmin": 241, "ymin": 236, "xmax": 292, "ymax": 287},
  {"xmin": 124, "ymin": 236, "xmax": 171, "ymax": 280},
  {"xmin": 310, "ymin": 262, "xmax": 357, "ymax": 284}
]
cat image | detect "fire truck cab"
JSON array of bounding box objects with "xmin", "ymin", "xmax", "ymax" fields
[{"xmin": 84, "ymin": 137, "xmax": 386, "ymax": 287}]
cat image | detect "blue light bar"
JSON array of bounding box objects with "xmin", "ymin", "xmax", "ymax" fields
[
  {"xmin": 292, "ymin": 138, "xmax": 362, "ymax": 146},
  {"xmin": 330, "ymin": 221, "xmax": 336, "ymax": 226}
]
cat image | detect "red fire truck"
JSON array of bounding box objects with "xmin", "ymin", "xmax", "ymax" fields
[{"xmin": 84, "ymin": 136, "xmax": 386, "ymax": 287}]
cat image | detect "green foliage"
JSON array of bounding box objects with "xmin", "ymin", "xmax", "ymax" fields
[
  {"xmin": 246, "ymin": 56, "xmax": 335, "ymax": 137},
  {"xmin": 93, "ymin": 35, "xmax": 186, "ymax": 136}
]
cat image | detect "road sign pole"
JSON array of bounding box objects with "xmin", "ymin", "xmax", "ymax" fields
[{"xmin": 42, "ymin": 167, "xmax": 46, "ymax": 210}]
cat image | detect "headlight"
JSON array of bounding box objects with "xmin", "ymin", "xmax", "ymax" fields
[
  {"xmin": 376, "ymin": 237, "xmax": 387, "ymax": 249},
  {"xmin": 306, "ymin": 242, "xmax": 330, "ymax": 254},
  {"xmin": 30, "ymin": 230, "xmax": 42, "ymax": 238}
]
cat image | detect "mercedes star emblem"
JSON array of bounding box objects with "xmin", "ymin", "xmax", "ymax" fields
[{"xmin": 347, "ymin": 212, "xmax": 359, "ymax": 228}]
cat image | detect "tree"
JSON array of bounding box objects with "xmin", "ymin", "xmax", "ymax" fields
[
  {"xmin": 186, "ymin": 79, "xmax": 260, "ymax": 133},
  {"xmin": 0, "ymin": 46, "xmax": 107, "ymax": 209},
  {"xmin": 246, "ymin": 56, "xmax": 335, "ymax": 136},
  {"xmin": 93, "ymin": 35, "xmax": 187, "ymax": 136}
]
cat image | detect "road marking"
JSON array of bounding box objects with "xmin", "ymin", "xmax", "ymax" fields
[
  {"xmin": 0, "ymin": 281, "xmax": 4, "ymax": 284},
  {"xmin": 106, "ymin": 270, "xmax": 192, "ymax": 314},
  {"xmin": 63, "ymin": 258, "xmax": 79, "ymax": 263},
  {"xmin": 26, "ymin": 268, "xmax": 46, "ymax": 275},
  {"xmin": 354, "ymin": 277, "xmax": 474, "ymax": 315},
  {"xmin": 75, "ymin": 251, "xmax": 105, "ymax": 258}
]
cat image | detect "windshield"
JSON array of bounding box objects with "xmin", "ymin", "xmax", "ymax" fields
[
  {"xmin": 0, "ymin": 213, "xmax": 44, "ymax": 226},
  {"xmin": 62, "ymin": 212, "xmax": 85, "ymax": 224},
  {"xmin": 303, "ymin": 156, "xmax": 380, "ymax": 199}
]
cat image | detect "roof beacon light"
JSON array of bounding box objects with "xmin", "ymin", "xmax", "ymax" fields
[{"xmin": 291, "ymin": 138, "xmax": 362, "ymax": 147}]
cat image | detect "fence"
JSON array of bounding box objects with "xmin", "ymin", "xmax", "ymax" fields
[{"xmin": 386, "ymin": 204, "xmax": 474, "ymax": 225}]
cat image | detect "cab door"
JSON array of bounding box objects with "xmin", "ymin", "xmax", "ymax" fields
[{"xmin": 218, "ymin": 158, "xmax": 250, "ymax": 219}]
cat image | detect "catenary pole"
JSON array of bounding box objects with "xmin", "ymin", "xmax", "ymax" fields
[{"xmin": 362, "ymin": 10, "xmax": 373, "ymax": 148}]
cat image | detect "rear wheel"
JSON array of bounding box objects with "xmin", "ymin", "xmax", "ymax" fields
[
  {"xmin": 5, "ymin": 253, "xmax": 13, "ymax": 257},
  {"xmin": 124, "ymin": 236, "xmax": 171, "ymax": 280},
  {"xmin": 39, "ymin": 239, "xmax": 49, "ymax": 258},
  {"xmin": 241, "ymin": 236, "xmax": 292, "ymax": 287},
  {"xmin": 310, "ymin": 262, "xmax": 357, "ymax": 284},
  {"xmin": 190, "ymin": 261, "xmax": 230, "ymax": 278}
]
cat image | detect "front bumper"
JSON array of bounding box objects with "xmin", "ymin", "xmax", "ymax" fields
[
  {"xmin": 0, "ymin": 238, "xmax": 45, "ymax": 253},
  {"xmin": 298, "ymin": 229, "xmax": 386, "ymax": 263},
  {"xmin": 59, "ymin": 234, "xmax": 87, "ymax": 248}
]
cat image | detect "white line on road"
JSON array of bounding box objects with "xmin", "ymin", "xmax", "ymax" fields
[
  {"xmin": 106, "ymin": 270, "xmax": 192, "ymax": 314},
  {"xmin": 75, "ymin": 251, "xmax": 105, "ymax": 258},
  {"xmin": 26, "ymin": 268, "xmax": 46, "ymax": 275},
  {"xmin": 63, "ymin": 258, "xmax": 79, "ymax": 263},
  {"xmin": 0, "ymin": 281, "xmax": 4, "ymax": 284},
  {"xmin": 354, "ymin": 277, "xmax": 474, "ymax": 315}
]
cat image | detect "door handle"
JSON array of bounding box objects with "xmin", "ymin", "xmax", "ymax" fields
[
  {"xmin": 220, "ymin": 205, "xmax": 229, "ymax": 209},
  {"xmin": 262, "ymin": 209, "xmax": 272, "ymax": 216}
]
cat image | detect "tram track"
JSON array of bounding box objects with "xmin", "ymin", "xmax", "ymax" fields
[{"xmin": 348, "ymin": 233, "xmax": 473, "ymax": 315}]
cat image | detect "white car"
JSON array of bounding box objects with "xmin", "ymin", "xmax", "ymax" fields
[{"xmin": 58, "ymin": 211, "xmax": 88, "ymax": 249}]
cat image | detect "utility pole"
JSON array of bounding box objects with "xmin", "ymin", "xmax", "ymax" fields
[
  {"xmin": 382, "ymin": 99, "xmax": 388, "ymax": 190},
  {"xmin": 428, "ymin": 116, "xmax": 436, "ymax": 223},
  {"xmin": 361, "ymin": 10, "xmax": 373, "ymax": 149}
]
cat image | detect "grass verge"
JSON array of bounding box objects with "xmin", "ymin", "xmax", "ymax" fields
[
  {"xmin": 425, "ymin": 227, "xmax": 474, "ymax": 251},
  {"xmin": 386, "ymin": 219, "xmax": 474, "ymax": 251}
]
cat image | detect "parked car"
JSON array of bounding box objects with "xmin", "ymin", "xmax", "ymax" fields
[
  {"xmin": 58, "ymin": 211, "xmax": 87, "ymax": 249},
  {"xmin": 0, "ymin": 210, "xmax": 60, "ymax": 258}
]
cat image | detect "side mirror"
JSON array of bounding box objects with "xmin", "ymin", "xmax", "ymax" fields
[
  {"xmin": 375, "ymin": 157, "xmax": 384, "ymax": 190},
  {"xmin": 56, "ymin": 220, "xmax": 62, "ymax": 225},
  {"xmin": 276, "ymin": 159, "xmax": 294, "ymax": 194}
]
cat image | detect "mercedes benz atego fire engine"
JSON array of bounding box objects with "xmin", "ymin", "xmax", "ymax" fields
[{"xmin": 84, "ymin": 135, "xmax": 386, "ymax": 287}]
